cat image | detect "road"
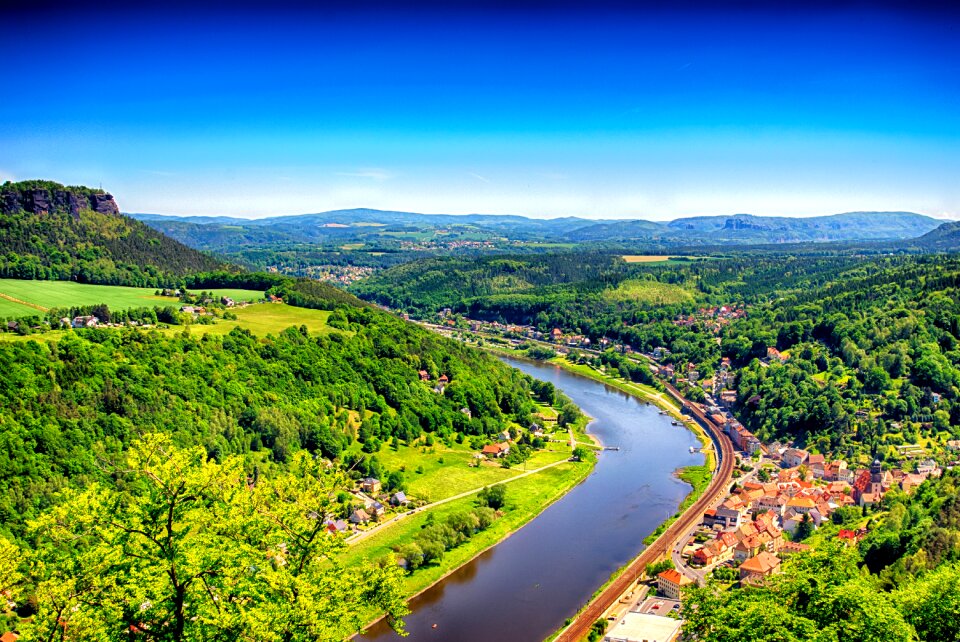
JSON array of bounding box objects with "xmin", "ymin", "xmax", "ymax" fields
[
  {"xmin": 345, "ymin": 456, "xmax": 572, "ymax": 547},
  {"xmin": 553, "ymin": 381, "xmax": 735, "ymax": 642}
]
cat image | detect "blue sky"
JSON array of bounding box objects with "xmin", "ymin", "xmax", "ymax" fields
[{"xmin": 3, "ymin": 2, "xmax": 959, "ymax": 219}]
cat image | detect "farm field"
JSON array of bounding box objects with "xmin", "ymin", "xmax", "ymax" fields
[{"xmin": 0, "ymin": 278, "xmax": 264, "ymax": 313}]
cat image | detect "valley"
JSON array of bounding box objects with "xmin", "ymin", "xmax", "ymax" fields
[{"xmin": 1, "ymin": 180, "xmax": 960, "ymax": 642}]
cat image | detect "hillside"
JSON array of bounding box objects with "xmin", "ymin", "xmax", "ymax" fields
[
  {"xmin": 901, "ymin": 220, "xmax": 960, "ymax": 252},
  {"xmin": 0, "ymin": 275, "xmax": 578, "ymax": 638},
  {"xmin": 0, "ymin": 180, "xmax": 226, "ymax": 286}
]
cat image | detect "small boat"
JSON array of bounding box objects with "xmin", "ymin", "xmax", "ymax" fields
[{"xmin": 671, "ymin": 421, "xmax": 679, "ymax": 426}]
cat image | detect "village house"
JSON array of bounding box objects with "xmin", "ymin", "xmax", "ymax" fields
[
  {"xmin": 693, "ymin": 539, "xmax": 733, "ymax": 566},
  {"xmin": 766, "ymin": 347, "xmax": 786, "ymax": 363},
  {"xmin": 785, "ymin": 496, "xmax": 816, "ymax": 515},
  {"xmin": 900, "ymin": 473, "xmax": 928, "ymax": 494},
  {"xmin": 713, "ymin": 496, "xmax": 747, "ymax": 529},
  {"xmin": 482, "ymin": 442, "xmax": 511, "ymax": 458},
  {"xmin": 390, "ymin": 491, "xmax": 408, "ymax": 506},
  {"xmin": 739, "ymin": 550, "xmax": 781, "ymax": 583},
  {"xmin": 755, "ymin": 494, "xmax": 787, "ymax": 517},
  {"xmin": 807, "ymin": 453, "xmax": 826, "ymax": 478},
  {"xmin": 360, "ymin": 477, "xmax": 381, "ymax": 494},
  {"xmin": 657, "ymin": 568, "xmax": 693, "ymax": 600},
  {"xmin": 734, "ymin": 535, "xmax": 765, "ymax": 562},
  {"xmin": 324, "ymin": 519, "xmax": 349, "ymax": 533},
  {"xmin": 418, "ymin": 369, "xmax": 430, "ymax": 381},
  {"xmin": 349, "ymin": 509, "xmax": 371, "ymax": 525},
  {"xmin": 782, "ymin": 448, "xmax": 809, "ymax": 468},
  {"xmin": 72, "ymin": 315, "xmax": 98, "ymax": 328},
  {"xmin": 780, "ymin": 541, "xmax": 812, "ymax": 557}
]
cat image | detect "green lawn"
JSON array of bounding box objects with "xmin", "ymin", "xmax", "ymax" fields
[
  {"xmin": 0, "ymin": 296, "xmax": 39, "ymax": 317},
  {"xmin": 159, "ymin": 303, "xmax": 334, "ymax": 338},
  {"xmin": 0, "ymin": 279, "xmax": 264, "ymax": 313}
]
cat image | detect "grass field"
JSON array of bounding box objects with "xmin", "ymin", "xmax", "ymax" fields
[
  {"xmin": 359, "ymin": 433, "xmax": 573, "ymax": 503},
  {"xmin": 0, "ymin": 303, "xmax": 333, "ymax": 342},
  {"xmin": 0, "ymin": 279, "xmax": 264, "ymax": 314},
  {"xmin": 160, "ymin": 303, "xmax": 334, "ymax": 337},
  {"xmin": 604, "ymin": 278, "xmax": 693, "ymax": 305},
  {"xmin": 0, "ymin": 296, "xmax": 39, "ymax": 317}
]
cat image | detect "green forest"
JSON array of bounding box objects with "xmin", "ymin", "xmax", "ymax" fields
[{"xmin": 357, "ymin": 252, "xmax": 960, "ymax": 460}]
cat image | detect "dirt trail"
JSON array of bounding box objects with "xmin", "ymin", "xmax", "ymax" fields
[{"xmin": 0, "ymin": 292, "xmax": 49, "ymax": 312}]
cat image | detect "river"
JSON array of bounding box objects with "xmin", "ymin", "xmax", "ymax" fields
[{"xmin": 361, "ymin": 357, "xmax": 704, "ymax": 642}]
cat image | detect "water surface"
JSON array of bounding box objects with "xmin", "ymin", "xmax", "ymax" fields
[{"xmin": 362, "ymin": 357, "xmax": 703, "ymax": 641}]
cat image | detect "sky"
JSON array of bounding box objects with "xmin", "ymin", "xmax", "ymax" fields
[{"xmin": 2, "ymin": 1, "xmax": 959, "ymax": 219}]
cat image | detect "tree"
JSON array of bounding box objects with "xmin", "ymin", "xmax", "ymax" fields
[
  {"xmin": 22, "ymin": 434, "xmax": 408, "ymax": 641},
  {"xmin": 794, "ymin": 513, "xmax": 814, "ymax": 541},
  {"xmin": 478, "ymin": 484, "xmax": 507, "ymax": 510}
]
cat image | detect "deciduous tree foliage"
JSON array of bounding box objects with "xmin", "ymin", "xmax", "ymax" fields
[{"xmin": 15, "ymin": 434, "xmax": 407, "ymax": 641}]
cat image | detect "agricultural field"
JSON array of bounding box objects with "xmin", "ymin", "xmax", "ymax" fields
[
  {"xmin": 0, "ymin": 278, "xmax": 264, "ymax": 313},
  {"xmin": 621, "ymin": 255, "xmax": 676, "ymax": 263}
]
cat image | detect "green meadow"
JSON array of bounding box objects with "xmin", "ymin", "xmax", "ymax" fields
[{"xmin": 0, "ymin": 278, "xmax": 263, "ymax": 313}]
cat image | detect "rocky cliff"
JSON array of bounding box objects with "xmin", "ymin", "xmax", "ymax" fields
[
  {"xmin": 0, "ymin": 180, "xmax": 120, "ymax": 218},
  {"xmin": 0, "ymin": 179, "xmax": 228, "ymax": 284}
]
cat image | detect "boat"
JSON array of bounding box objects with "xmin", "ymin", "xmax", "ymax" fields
[{"xmin": 671, "ymin": 421, "xmax": 679, "ymax": 426}]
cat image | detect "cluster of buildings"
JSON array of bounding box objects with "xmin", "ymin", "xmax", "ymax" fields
[
  {"xmin": 685, "ymin": 443, "xmax": 943, "ymax": 587},
  {"xmin": 672, "ymin": 305, "xmax": 747, "ymax": 334},
  {"xmin": 266, "ymin": 264, "xmax": 375, "ymax": 285},
  {"xmin": 332, "ymin": 476, "xmax": 410, "ymax": 530},
  {"xmin": 399, "ymin": 239, "xmax": 496, "ymax": 251}
]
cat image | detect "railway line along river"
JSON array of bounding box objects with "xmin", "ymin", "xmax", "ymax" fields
[{"xmin": 361, "ymin": 356, "xmax": 705, "ymax": 642}]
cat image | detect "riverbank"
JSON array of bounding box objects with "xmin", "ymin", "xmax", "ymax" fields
[
  {"xmin": 347, "ymin": 401, "xmax": 597, "ymax": 636},
  {"xmin": 351, "ymin": 454, "xmax": 595, "ymax": 636}
]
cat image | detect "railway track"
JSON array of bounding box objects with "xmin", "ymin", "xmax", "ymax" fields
[{"xmin": 554, "ymin": 382, "xmax": 735, "ymax": 642}]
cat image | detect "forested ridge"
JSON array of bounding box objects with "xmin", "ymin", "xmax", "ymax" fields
[
  {"xmin": 0, "ymin": 276, "xmax": 556, "ymax": 639},
  {"xmin": 0, "ymin": 180, "xmax": 227, "ymax": 285},
  {"xmin": 0, "ymin": 303, "xmax": 536, "ymax": 538},
  {"xmin": 357, "ymin": 252, "xmax": 960, "ymax": 461}
]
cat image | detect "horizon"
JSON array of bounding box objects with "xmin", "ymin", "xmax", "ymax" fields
[{"xmin": 3, "ymin": 2, "xmax": 959, "ymax": 219}]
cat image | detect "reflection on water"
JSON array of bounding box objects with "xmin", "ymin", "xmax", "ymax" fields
[{"xmin": 361, "ymin": 357, "xmax": 704, "ymax": 642}]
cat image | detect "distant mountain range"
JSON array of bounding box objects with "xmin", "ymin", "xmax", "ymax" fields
[{"xmin": 130, "ymin": 208, "xmax": 951, "ymax": 250}]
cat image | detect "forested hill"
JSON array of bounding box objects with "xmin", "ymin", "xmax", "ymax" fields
[
  {"xmin": 0, "ymin": 180, "xmax": 227, "ymax": 286},
  {"xmin": 0, "ymin": 282, "xmax": 544, "ymax": 538}
]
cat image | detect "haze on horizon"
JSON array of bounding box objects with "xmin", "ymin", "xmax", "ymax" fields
[{"xmin": 2, "ymin": 1, "xmax": 959, "ymax": 220}]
